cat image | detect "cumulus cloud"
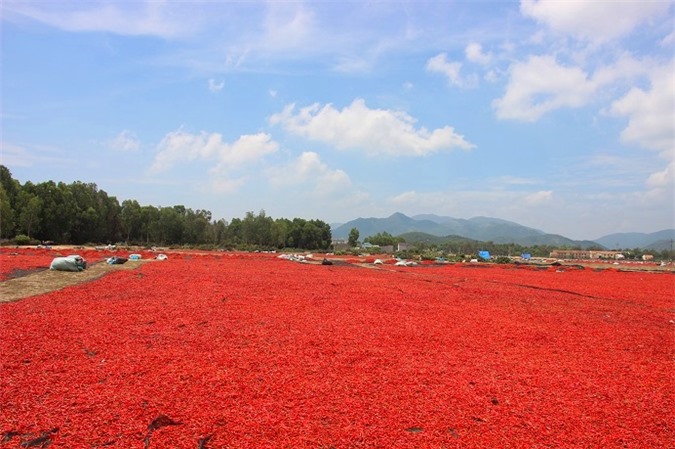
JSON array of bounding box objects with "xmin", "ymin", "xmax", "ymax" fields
[
  {"xmin": 269, "ymin": 98, "xmax": 474, "ymax": 156},
  {"xmin": 646, "ymin": 160, "xmax": 674, "ymax": 188},
  {"xmin": 465, "ymin": 42, "xmax": 492, "ymax": 65},
  {"xmin": 520, "ymin": 0, "xmax": 671, "ymax": 44},
  {"xmin": 608, "ymin": 64, "xmax": 675, "ymax": 154},
  {"xmin": 426, "ymin": 53, "xmax": 477, "ymax": 88},
  {"xmin": 493, "ymin": 55, "xmax": 595, "ymax": 121},
  {"xmin": 150, "ymin": 129, "xmax": 278, "ymax": 175},
  {"xmin": 108, "ymin": 130, "xmax": 140, "ymax": 151},
  {"xmin": 268, "ymin": 151, "xmax": 351, "ymax": 196}
]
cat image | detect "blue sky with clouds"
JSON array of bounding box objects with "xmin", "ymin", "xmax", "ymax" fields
[{"xmin": 1, "ymin": 0, "xmax": 673, "ymax": 240}]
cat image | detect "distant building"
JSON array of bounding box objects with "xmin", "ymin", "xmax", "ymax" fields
[
  {"xmin": 642, "ymin": 254, "xmax": 654, "ymax": 261},
  {"xmin": 549, "ymin": 249, "xmax": 624, "ymax": 260},
  {"xmin": 332, "ymin": 239, "xmax": 350, "ymax": 252},
  {"xmin": 397, "ymin": 242, "xmax": 415, "ymax": 252}
]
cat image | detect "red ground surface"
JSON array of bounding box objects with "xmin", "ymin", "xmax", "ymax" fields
[{"xmin": 1, "ymin": 250, "xmax": 673, "ymax": 448}]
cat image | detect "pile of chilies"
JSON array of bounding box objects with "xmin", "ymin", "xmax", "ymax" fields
[{"xmin": 1, "ymin": 249, "xmax": 673, "ymax": 448}]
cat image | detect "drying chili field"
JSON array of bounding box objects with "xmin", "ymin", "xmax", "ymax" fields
[{"xmin": 1, "ymin": 250, "xmax": 674, "ymax": 449}]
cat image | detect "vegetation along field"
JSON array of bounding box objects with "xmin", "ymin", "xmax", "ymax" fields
[{"xmin": 1, "ymin": 248, "xmax": 673, "ymax": 448}]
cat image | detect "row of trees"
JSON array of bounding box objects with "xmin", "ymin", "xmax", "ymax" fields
[{"xmin": 0, "ymin": 166, "xmax": 332, "ymax": 250}]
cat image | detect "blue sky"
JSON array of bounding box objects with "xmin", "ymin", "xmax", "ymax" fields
[{"xmin": 1, "ymin": 0, "xmax": 673, "ymax": 240}]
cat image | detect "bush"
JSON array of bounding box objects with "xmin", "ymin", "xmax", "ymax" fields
[{"xmin": 14, "ymin": 234, "xmax": 33, "ymax": 246}]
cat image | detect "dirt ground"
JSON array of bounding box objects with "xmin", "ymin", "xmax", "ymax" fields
[{"xmin": 0, "ymin": 260, "xmax": 149, "ymax": 303}]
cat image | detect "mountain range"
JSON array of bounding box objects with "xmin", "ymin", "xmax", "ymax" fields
[
  {"xmin": 593, "ymin": 230, "xmax": 675, "ymax": 251},
  {"xmin": 331, "ymin": 212, "xmax": 674, "ymax": 250}
]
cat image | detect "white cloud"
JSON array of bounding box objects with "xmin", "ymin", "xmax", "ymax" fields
[
  {"xmin": 2, "ymin": 1, "xmax": 198, "ymax": 38},
  {"xmin": 270, "ymin": 98, "xmax": 474, "ymax": 156},
  {"xmin": 524, "ymin": 190, "xmax": 553, "ymax": 205},
  {"xmin": 208, "ymin": 79, "xmax": 224, "ymax": 92},
  {"xmin": 268, "ymin": 151, "xmax": 351, "ymax": 196},
  {"xmin": 591, "ymin": 53, "xmax": 650, "ymax": 88},
  {"xmin": 261, "ymin": 3, "xmax": 315, "ymax": 52},
  {"xmin": 212, "ymin": 133, "xmax": 279, "ymax": 172},
  {"xmin": 108, "ymin": 130, "xmax": 140, "ymax": 152},
  {"xmin": 608, "ymin": 64, "xmax": 675, "ymax": 154},
  {"xmin": 389, "ymin": 190, "xmax": 419, "ymax": 205},
  {"xmin": 426, "ymin": 53, "xmax": 461, "ymax": 85},
  {"xmin": 520, "ymin": 0, "xmax": 671, "ymax": 44},
  {"xmin": 493, "ymin": 55, "xmax": 595, "ymax": 121},
  {"xmin": 646, "ymin": 160, "xmax": 674, "ymax": 188},
  {"xmin": 662, "ymin": 31, "xmax": 675, "ymax": 46},
  {"xmin": 150, "ymin": 129, "xmax": 278, "ymax": 175},
  {"xmin": 0, "ymin": 141, "xmax": 71, "ymax": 167},
  {"xmin": 426, "ymin": 53, "xmax": 477, "ymax": 88},
  {"xmin": 465, "ymin": 42, "xmax": 492, "ymax": 65}
]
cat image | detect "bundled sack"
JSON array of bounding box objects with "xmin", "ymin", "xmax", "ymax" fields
[
  {"xmin": 129, "ymin": 254, "xmax": 142, "ymax": 260},
  {"xmin": 106, "ymin": 256, "xmax": 128, "ymax": 265},
  {"xmin": 50, "ymin": 255, "xmax": 87, "ymax": 272}
]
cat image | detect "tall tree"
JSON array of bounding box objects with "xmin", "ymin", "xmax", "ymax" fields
[
  {"xmin": 17, "ymin": 192, "xmax": 42, "ymax": 239},
  {"xmin": 120, "ymin": 199, "xmax": 143, "ymax": 242},
  {"xmin": 0, "ymin": 185, "xmax": 15, "ymax": 238},
  {"xmin": 348, "ymin": 227, "xmax": 360, "ymax": 247}
]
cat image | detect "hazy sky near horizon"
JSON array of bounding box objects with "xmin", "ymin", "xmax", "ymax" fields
[{"xmin": 1, "ymin": 0, "xmax": 673, "ymax": 240}]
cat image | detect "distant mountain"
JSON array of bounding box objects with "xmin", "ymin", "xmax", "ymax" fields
[
  {"xmin": 331, "ymin": 212, "xmax": 598, "ymax": 248},
  {"xmin": 332, "ymin": 212, "xmax": 449, "ymax": 239},
  {"xmin": 413, "ymin": 214, "xmax": 546, "ymax": 242},
  {"xmin": 594, "ymin": 230, "xmax": 675, "ymax": 250},
  {"xmin": 645, "ymin": 239, "xmax": 675, "ymax": 252}
]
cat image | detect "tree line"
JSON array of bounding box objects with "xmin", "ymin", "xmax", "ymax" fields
[{"xmin": 0, "ymin": 166, "xmax": 332, "ymax": 250}]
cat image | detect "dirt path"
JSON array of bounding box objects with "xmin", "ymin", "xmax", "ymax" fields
[{"xmin": 0, "ymin": 260, "xmax": 150, "ymax": 303}]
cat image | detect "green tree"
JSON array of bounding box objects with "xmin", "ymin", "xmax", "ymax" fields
[
  {"xmin": 211, "ymin": 218, "xmax": 228, "ymax": 245},
  {"xmin": 184, "ymin": 209, "xmax": 212, "ymax": 244},
  {"xmin": 69, "ymin": 182, "xmax": 101, "ymax": 244},
  {"xmin": 0, "ymin": 166, "xmax": 20, "ymax": 217},
  {"xmin": 157, "ymin": 206, "xmax": 184, "ymax": 244},
  {"xmin": 0, "ymin": 185, "xmax": 15, "ymax": 238},
  {"xmin": 364, "ymin": 231, "xmax": 397, "ymax": 247},
  {"xmin": 120, "ymin": 199, "xmax": 143, "ymax": 242},
  {"xmin": 17, "ymin": 192, "xmax": 42, "ymax": 239},
  {"xmin": 27, "ymin": 181, "xmax": 74, "ymax": 242},
  {"xmin": 271, "ymin": 218, "xmax": 289, "ymax": 248},
  {"xmin": 310, "ymin": 219, "xmax": 332, "ymax": 249},
  {"xmin": 348, "ymin": 227, "xmax": 360, "ymax": 247},
  {"xmin": 140, "ymin": 205, "xmax": 161, "ymax": 243},
  {"xmin": 225, "ymin": 217, "xmax": 243, "ymax": 246}
]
